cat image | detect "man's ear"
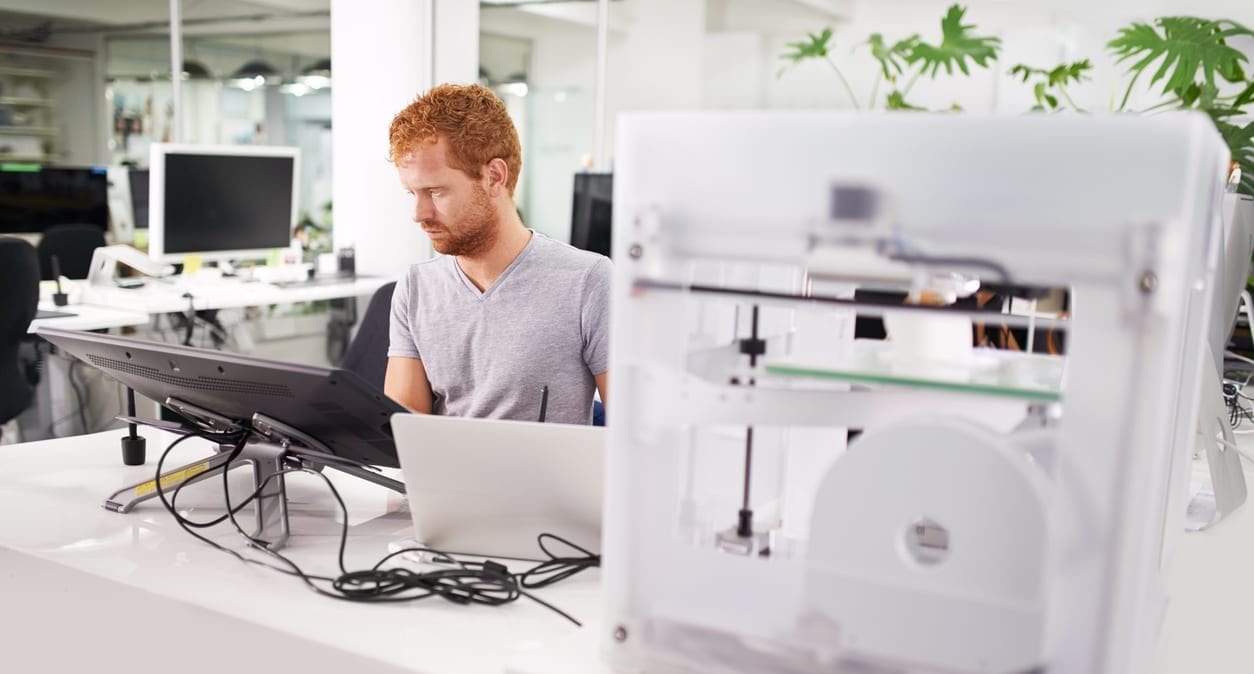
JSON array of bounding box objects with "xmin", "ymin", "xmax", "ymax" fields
[{"xmin": 483, "ymin": 158, "xmax": 510, "ymax": 197}]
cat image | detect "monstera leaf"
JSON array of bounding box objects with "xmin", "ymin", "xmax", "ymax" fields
[
  {"xmin": 906, "ymin": 5, "xmax": 1001, "ymax": 77},
  {"xmin": 1009, "ymin": 60, "xmax": 1092, "ymax": 110},
  {"xmin": 1233, "ymin": 79, "xmax": 1254, "ymax": 109},
  {"xmin": 865, "ymin": 32, "xmax": 919, "ymax": 82},
  {"xmin": 886, "ymin": 90, "xmax": 925, "ymax": 111},
  {"xmin": 1108, "ymin": 17, "xmax": 1253, "ymax": 102},
  {"xmin": 1047, "ymin": 59, "xmax": 1093, "ymax": 87},
  {"xmin": 1209, "ymin": 110, "xmax": 1254, "ymax": 196},
  {"xmin": 778, "ymin": 27, "xmax": 834, "ymax": 76}
]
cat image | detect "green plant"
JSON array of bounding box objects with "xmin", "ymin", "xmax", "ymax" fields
[
  {"xmin": 1107, "ymin": 17, "xmax": 1254, "ymax": 196},
  {"xmin": 1008, "ymin": 60, "xmax": 1093, "ymax": 111},
  {"xmin": 777, "ymin": 4, "xmax": 1001, "ymax": 111}
]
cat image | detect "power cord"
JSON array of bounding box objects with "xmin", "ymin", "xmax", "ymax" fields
[{"xmin": 152, "ymin": 428, "xmax": 597, "ymax": 626}]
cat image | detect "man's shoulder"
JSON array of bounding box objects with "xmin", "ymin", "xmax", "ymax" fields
[{"xmin": 530, "ymin": 233, "xmax": 611, "ymax": 275}]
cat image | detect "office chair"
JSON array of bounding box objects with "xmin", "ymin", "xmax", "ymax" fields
[
  {"xmin": 0, "ymin": 237, "xmax": 40, "ymax": 437},
  {"xmin": 340, "ymin": 281, "xmax": 397, "ymax": 390},
  {"xmin": 37, "ymin": 223, "xmax": 107, "ymax": 280},
  {"xmin": 340, "ymin": 281, "xmax": 607, "ymax": 427}
]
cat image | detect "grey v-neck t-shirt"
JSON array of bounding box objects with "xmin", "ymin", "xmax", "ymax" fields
[{"xmin": 388, "ymin": 232, "xmax": 612, "ymax": 425}]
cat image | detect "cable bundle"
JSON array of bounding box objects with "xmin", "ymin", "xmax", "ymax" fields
[{"xmin": 153, "ymin": 427, "xmax": 597, "ymax": 626}]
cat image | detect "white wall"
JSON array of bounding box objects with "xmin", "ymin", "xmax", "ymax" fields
[
  {"xmin": 602, "ymin": 0, "xmax": 707, "ymax": 158},
  {"xmin": 725, "ymin": 0, "xmax": 1254, "ymax": 114},
  {"xmin": 504, "ymin": 0, "xmax": 1254, "ymax": 166}
]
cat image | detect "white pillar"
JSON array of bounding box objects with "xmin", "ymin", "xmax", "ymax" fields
[
  {"xmin": 331, "ymin": 0, "xmax": 434, "ymax": 277},
  {"xmin": 434, "ymin": 0, "xmax": 479, "ymax": 85},
  {"xmin": 168, "ymin": 0, "xmax": 182, "ymax": 143}
]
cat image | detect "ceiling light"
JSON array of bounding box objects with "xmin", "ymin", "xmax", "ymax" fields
[
  {"xmin": 298, "ymin": 58, "xmax": 331, "ymax": 90},
  {"xmin": 228, "ymin": 59, "xmax": 281, "ymax": 89},
  {"xmin": 180, "ymin": 60, "xmax": 213, "ymax": 80}
]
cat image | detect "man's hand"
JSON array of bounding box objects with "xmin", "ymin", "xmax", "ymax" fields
[{"xmin": 594, "ymin": 371, "xmax": 608, "ymax": 411}]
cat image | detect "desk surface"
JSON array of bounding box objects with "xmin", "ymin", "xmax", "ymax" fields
[
  {"xmin": 28, "ymin": 300, "xmax": 150, "ymax": 333},
  {"xmin": 1, "ymin": 427, "xmax": 1249, "ymax": 673},
  {"xmin": 78, "ymin": 275, "xmax": 392, "ymax": 314},
  {"xmin": 0, "ymin": 428, "xmax": 600, "ymax": 674}
]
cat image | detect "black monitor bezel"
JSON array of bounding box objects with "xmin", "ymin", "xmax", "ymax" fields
[{"xmin": 36, "ymin": 327, "xmax": 405, "ymax": 468}]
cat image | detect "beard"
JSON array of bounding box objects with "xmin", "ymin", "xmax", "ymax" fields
[{"xmin": 425, "ymin": 184, "xmax": 499, "ymax": 257}]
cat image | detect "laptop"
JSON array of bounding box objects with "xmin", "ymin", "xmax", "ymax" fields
[{"xmin": 391, "ymin": 413, "xmax": 606, "ymax": 560}]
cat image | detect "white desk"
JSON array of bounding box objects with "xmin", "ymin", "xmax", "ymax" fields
[
  {"xmin": 0, "ymin": 428, "xmax": 600, "ymax": 674},
  {"xmin": 1155, "ymin": 461, "xmax": 1254, "ymax": 674},
  {"xmin": 28, "ymin": 301, "xmax": 150, "ymax": 333},
  {"xmin": 2, "ymin": 427, "xmax": 1249, "ymax": 674},
  {"xmin": 78, "ymin": 275, "xmax": 393, "ymax": 314}
]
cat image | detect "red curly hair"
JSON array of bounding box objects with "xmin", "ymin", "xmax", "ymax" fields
[{"xmin": 387, "ymin": 83, "xmax": 522, "ymax": 197}]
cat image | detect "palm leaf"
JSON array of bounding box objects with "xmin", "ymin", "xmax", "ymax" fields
[
  {"xmin": 907, "ymin": 4, "xmax": 1001, "ymax": 78},
  {"xmin": 1108, "ymin": 17, "xmax": 1253, "ymax": 97}
]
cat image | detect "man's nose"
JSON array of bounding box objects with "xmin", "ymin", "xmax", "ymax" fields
[{"xmin": 413, "ymin": 194, "xmax": 434, "ymax": 223}]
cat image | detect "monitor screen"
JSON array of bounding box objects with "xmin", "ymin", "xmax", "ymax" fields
[
  {"xmin": 570, "ymin": 172, "xmax": 612, "ymax": 258},
  {"xmin": 0, "ymin": 165, "xmax": 108, "ymax": 234},
  {"xmin": 149, "ymin": 143, "xmax": 298, "ymax": 261},
  {"xmin": 129, "ymin": 168, "xmax": 149, "ymax": 230}
]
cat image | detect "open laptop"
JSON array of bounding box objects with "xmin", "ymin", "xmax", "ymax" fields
[{"xmin": 391, "ymin": 413, "xmax": 606, "ymax": 560}]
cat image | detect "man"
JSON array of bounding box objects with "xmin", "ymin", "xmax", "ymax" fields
[{"xmin": 384, "ymin": 83, "xmax": 610, "ymax": 425}]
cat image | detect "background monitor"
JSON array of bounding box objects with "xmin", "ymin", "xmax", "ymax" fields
[
  {"xmin": 570, "ymin": 171, "xmax": 612, "ymax": 258},
  {"xmin": 0, "ymin": 164, "xmax": 108, "ymax": 234},
  {"xmin": 149, "ymin": 143, "xmax": 299, "ymax": 263}
]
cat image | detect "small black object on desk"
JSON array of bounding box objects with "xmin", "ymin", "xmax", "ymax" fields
[
  {"xmin": 50, "ymin": 254, "xmax": 68, "ymax": 307},
  {"xmin": 120, "ymin": 387, "xmax": 146, "ymax": 465}
]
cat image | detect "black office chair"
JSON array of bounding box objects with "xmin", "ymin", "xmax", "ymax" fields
[
  {"xmin": 37, "ymin": 223, "xmax": 106, "ymax": 280},
  {"xmin": 340, "ymin": 281, "xmax": 397, "ymax": 390},
  {"xmin": 0, "ymin": 237, "xmax": 40, "ymax": 435},
  {"xmin": 340, "ymin": 281, "xmax": 607, "ymax": 426}
]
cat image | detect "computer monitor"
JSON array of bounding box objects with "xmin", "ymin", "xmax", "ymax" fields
[
  {"xmin": 149, "ymin": 143, "xmax": 299, "ymax": 263},
  {"xmin": 570, "ymin": 171, "xmax": 612, "ymax": 257},
  {"xmin": 36, "ymin": 325, "xmax": 405, "ymax": 468},
  {"xmin": 0, "ymin": 164, "xmax": 108, "ymax": 234}
]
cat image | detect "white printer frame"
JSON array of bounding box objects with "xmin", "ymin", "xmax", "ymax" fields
[{"xmin": 602, "ymin": 112, "xmax": 1232, "ymax": 674}]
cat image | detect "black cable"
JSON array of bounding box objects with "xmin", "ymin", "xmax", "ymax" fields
[
  {"xmin": 152, "ymin": 429, "xmax": 596, "ymax": 626},
  {"xmin": 516, "ymin": 534, "xmax": 601, "ymax": 589},
  {"xmin": 67, "ymin": 360, "xmax": 89, "ymax": 435},
  {"xmin": 879, "ymin": 240, "xmax": 1014, "ymax": 283},
  {"xmin": 155, "ymin": 430, "xmax": 342, "ymax": 582}
]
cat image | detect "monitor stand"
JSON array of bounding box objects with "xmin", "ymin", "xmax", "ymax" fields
[{"xmin": 103, "ymin": 399, "xmax": 405, "ymax": 552}]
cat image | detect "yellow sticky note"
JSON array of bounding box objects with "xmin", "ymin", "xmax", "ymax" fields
[{"xmin": 183, "ymin": 253, "xmax": 203, "ymax": 275}]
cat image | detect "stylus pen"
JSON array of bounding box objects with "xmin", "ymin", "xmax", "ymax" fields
[{"xmin": 538, "ymin": 385, "xmax": 549, "ymax": 423}]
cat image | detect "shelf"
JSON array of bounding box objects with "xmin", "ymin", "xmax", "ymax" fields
[
  {"xmin": 0, "ymin": 66, "xmax": 55, "ymax": 79},
  {"xmin": 0, "ymin": 96, "xmax": 52, "ymax": 107},
  {"xmin": 0, "ymin": 126, "xmax": 54, "ymax": 137},
  {"xmin": 764, "ymin": 339, "xmax": 1064, "ymax": 402}
]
